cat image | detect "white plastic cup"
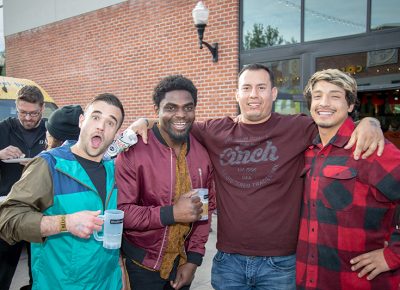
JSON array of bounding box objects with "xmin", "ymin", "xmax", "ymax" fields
[
  {"xmin": 193, "ymin": 188, "xmax": 209, "ymax": 221},
  {"xmin": 93, "ymin": 209, "xmax": 124, "ymax": 249}
]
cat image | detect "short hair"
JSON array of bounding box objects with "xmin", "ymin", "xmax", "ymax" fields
[
  {"xmin": 304, "ymin": 69, "xmax": 359, "ymax": 114},
  {"xmin": 85, "ymin": 93, "xmax": 125, "ymax": 128},
  {"xmin": 152, "ymin": 75, "xmax": 197, "ymax": 108},
  {"xmin": 17, "ymin": 85, "xmax": 44, "ymax": 106},
  {"xmin": 238, "ymin": 63, "xmax": 275, "ymax": 87}
]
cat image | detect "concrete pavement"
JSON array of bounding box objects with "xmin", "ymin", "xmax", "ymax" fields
[{"xmin": 10, "ymin": 215, "xmax": 217, "ymax": 290}]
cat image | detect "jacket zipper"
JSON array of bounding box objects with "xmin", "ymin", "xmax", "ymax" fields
[
  {"xmin": 56, "ymin": 168, "xmax": 105, "ymax": 210},
  {"xmin": 153, "ymin": 148, "xmax": 174, "ymax": 269},
  {"xmin": 181, "ymin": 163, "xmax": 198, "ymax": 257}
]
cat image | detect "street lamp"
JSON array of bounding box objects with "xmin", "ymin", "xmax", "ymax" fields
[{"xmin": 192, "ymin": 1, "xmax": 218, "ymax": 63}]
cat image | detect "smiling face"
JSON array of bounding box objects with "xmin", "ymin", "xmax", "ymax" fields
[
  {"xmin": 236, "ymin": 69, "xmax": 278, "ymax": 124},
  {"xmin": 310, "ymin": 80, "xmax": 354, "ymax": 141},
  {"xmin": 73, "ymin": 100, "xmax": 122, "ymax": 162},
  {"xmin": 156, "ymin": 90, "xmax": 195, "ymax": 146}
]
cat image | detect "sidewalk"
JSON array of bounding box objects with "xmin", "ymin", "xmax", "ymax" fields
[{"xmin": 10, "ymin": 216, "xmax": 217, "ymax": 290}]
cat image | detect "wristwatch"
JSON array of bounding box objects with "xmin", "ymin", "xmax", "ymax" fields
[{"xmin": 60, "ymin": 215, "xmax": 68, "ymax": 232}]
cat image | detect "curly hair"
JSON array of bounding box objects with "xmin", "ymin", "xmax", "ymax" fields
[{"xmin": 152, "ymin": 75, "xmax": 197, "ymax": 108}]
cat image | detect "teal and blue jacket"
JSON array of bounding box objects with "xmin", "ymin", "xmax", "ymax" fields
[{"xmin": 30, "ymin": 142, "xmax": 122, "ymax": 290}]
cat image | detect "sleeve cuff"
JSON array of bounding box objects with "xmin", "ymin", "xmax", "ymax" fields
[
  {"xmin": 383, "ymin": 247, "xmax": 400, "ymax": 269},
  {"xmin": 17, "ymin": 212, "xmax": 44, "ymax": 243},
  {"xmin": 187, "ymin": 251, "xmax": 203, "ymax": 266},
  {"xmin": 160, "ymin": 205, "xmax": 175, "ymax": 226}
]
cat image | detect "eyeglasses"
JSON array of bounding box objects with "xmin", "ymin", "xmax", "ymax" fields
[{"xmin": 16, "ymin": 109, "xmax": 42, "ymax": 118}]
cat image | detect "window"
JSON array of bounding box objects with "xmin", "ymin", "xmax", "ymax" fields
[
  {"xmin": 242, "ymin": 0, "xmax": 300, "ymax": 50},
  {"xmin": 304, "ymin": 0, "xmax": 366, "ymax": 41},
  {"xmin": 263, "ymin": 59, "xmax": 309, "ymax": 114},
  {"xmin": 371, "ymin": 0, "xmax": 400, "ymax": 31}
]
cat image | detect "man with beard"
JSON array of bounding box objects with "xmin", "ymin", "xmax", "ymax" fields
[
  {"xmin": 0, "ymin": 85, "xmax": 46, "ymax": 290},
  {"xmin": 0, "ymin": 93, "xmax": 125, "ymax": 290},
  {"xmin": 116, "ymin": 75, "xmax": 216, "ymax": 290}
]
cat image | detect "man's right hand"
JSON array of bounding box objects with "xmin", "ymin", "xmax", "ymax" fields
[
  {"xmin": 0, "ymin": 145, "xmax": 24, "ymax": 160},
  {"xmin": 66, "ymin": 210, "xmax": 103, "ymax": 239},
  {"xmin": 128, "ymin": 118, "xmax": 151, "ymax": 144},
  {"xmin": 173, "ymin": 191, "xmax": 202, "ymax": 223}
]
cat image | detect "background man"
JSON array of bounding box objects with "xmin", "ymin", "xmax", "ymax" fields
[
  {"xmin": 116, "ymin": 75, "xmax": 215, "ymax": 290},
  {"xmin": 0, "ymin": 85, "xmax": 46, "ymax": 290},
  {"xmin": 0, "ymin": 93, "xmax": 125, "ymax": 290},
  {"xmin": 131, "ymin": 64, "xmax": 384, "ymax": 289},
  {"xmin": 296, "ymin": 69, "xmax": 400, "ymax": 289}
]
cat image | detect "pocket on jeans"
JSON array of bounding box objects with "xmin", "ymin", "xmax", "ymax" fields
[
  {"xmin": 213, "ymin": 251, "xmax": 228, "ymax": 263},
  {"xmin": 269, "ymin": 255, "xmax": 295, "ymax": 271}
]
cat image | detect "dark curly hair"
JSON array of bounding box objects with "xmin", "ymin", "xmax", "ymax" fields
[{"xmin": 152, "ymin": 75, "xmax": 197, "ymax": 108}]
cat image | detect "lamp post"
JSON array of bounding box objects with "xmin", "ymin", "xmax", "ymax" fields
[{"xmin": 192, "ymin": 1, "xmax": 218, "ymax": 62}]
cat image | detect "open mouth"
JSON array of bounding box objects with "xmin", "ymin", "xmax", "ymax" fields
[{"xmin": 91, "ymin": 134, "xmax": 103, "ymax": 149}]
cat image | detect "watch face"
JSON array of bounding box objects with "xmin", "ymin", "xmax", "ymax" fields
[{"xmin": 60, "ymin": 215, "xmax": 68, "ymax": 232}]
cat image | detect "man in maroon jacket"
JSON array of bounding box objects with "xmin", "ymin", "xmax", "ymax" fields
[{"xmin": 116, "ymin": 75, "xmax": 216, "ymax": 290}]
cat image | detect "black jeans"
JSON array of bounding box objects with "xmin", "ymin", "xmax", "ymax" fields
[
  {"xmin": 125, "ymin": 258, "xmax": 191, "ymax": 290},
  {"xmin": 0, "ymin": 238, "xmax": 23, "ymax": 290}
]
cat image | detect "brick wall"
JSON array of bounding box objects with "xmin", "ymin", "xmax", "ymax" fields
[{"xmin": 5, "ymin": 0, "xmax": 239, "ymax": 128}]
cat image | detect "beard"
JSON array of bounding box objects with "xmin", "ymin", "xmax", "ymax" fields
[{"xmin": 167, "ymin": 123, "xmax": 193, "ymax": 143}]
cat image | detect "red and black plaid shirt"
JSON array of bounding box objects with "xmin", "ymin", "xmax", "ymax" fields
[{"xmin": 296, "ymin": 117, "xmax": 400, "ymax": 290}]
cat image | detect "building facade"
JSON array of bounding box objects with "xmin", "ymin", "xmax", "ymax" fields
[{"xmin": 4, "ymin": 0, "xmax": 400, "ymax": 128}]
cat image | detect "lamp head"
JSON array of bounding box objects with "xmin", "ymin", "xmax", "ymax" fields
[{"xmin": 192, "ymin": 1, "xmax": 209, "ymax": 25}]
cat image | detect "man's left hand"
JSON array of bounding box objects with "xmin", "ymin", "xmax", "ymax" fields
[
  {"xmin": 350, "ymin": 248, "xmax": 390, "ymax": 280},
  {"xmin": 344, "ymin": 117, "xmax": 384, "ymax": 160},
  {"xmin": 170, "ymin": 262, "xmax": 197, "ymax": 289}
]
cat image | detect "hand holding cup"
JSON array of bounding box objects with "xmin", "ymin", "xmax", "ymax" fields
[
  {"xmin": 66, "ymin": 210, "xmax": 103, "ymax": 239},
  {"xmin": 173, "ymin": 191, "xmax": 203, "ymax": 223}
]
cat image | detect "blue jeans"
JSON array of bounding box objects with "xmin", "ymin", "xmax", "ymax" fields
[{"xmin": 211, "ymin": 251, "xmax": 295, "ymax": 290}]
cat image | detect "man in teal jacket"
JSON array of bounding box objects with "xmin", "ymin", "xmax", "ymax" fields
[{"xmin": 0, "ymin": 93, "xmax": 125, "ymax": 290}]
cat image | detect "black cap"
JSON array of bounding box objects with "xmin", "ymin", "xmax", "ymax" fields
[{"xmin": 45, "ymin": 105, "xmax": 83, "ymax": 141}]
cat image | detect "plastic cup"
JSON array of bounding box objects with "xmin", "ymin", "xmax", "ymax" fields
[
  {"xmin": 93, "ymin": 209, "xmax": 124, "ymax": 249},
  {"xmin": 193, "ymin": 188, "xmax": 209, "ymax": 221}
]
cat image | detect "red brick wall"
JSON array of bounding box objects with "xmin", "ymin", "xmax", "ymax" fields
[{"xmin": 5, "ymin": 0, "xmax": 239, "ymax": 128}]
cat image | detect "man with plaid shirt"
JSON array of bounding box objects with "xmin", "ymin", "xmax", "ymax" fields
[{"xmin": 296, "ymin": 69, "xmax": 400, "ymax": 289}]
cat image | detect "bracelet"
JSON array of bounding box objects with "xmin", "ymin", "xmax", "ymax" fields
[{"xmin": 60, "ymin": 215, "xmax": 68, "ymax": 232}]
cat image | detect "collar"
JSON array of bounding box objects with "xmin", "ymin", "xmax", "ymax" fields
[
  {"xmin": 152, "ymin": 124, "xmax": 190, "ymax": 155},
  {"xmin": 312, "ymin": 117, "xmax": 355, "ymax": 148}
]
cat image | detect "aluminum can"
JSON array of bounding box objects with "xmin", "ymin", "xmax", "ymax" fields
[{"xmin": 105, "ymin": 128, "xmax": 138, "ymax": 158}]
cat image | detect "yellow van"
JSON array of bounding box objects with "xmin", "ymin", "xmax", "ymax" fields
[{"xmin": 0, "ymin": 76, "xmax": 58, "ymax": 121}]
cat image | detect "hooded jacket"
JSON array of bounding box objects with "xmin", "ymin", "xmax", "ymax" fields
[{"xmin": 0, "ymin": 142, "xmax": 122, "ymax": 290}]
